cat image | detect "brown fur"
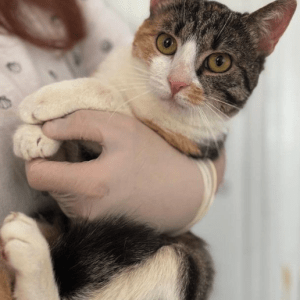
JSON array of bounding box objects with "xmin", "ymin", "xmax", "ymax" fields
[
  {"xmin": 0, "ymin": 259, "xmax": 13, "ymax": 300},
  {"xmin": 140, "ymin": 118, "xmax": 202, "ymax": 156},
  {"xmin": 185, "ymin": 84, "xmax": 205, "ymax": 105},
  {"xmin": 132, "ymin": 19, "xmax": 159, "ymax": 64}
]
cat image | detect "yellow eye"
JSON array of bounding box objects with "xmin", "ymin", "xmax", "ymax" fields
[
  {"xmin": 156, "ymin": 33, "xmax": 177, "ymax": 55},
  {"xmin": 206, "ymin": 53, "xmax": 232, "ymax": 73}
]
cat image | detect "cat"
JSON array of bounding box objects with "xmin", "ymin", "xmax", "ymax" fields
[{"xmin": 0, "ymin": 0, "xmax": 296, "ymax": 299}]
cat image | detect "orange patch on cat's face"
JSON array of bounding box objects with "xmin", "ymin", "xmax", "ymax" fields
[
  {"xmin": 132, "ymin": 19, "xmax": 159, "ymax": 65},
  {"xmin": 179, "ymin": 84, "xmax": 205, "ymax": 106}
]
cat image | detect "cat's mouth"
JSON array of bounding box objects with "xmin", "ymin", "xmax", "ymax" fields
[{"xmin": 165, "ymin": 84, "xmax": 205, "ymax": 109}]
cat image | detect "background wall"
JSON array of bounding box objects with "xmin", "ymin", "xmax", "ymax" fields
[{"xmin": 104, "ymin": 0, "xmax": 300, "ymax": 299}]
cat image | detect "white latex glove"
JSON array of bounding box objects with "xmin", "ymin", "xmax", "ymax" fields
[{"xmin": 26, "ymin": 110, "xmax": 225, "ymax": 234}]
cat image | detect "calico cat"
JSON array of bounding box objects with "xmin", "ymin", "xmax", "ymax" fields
[{"xmin": 0, "ymin": 0, "xmax": 296, "ymax": 299}]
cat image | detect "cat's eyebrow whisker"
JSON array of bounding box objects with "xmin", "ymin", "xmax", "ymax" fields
[
  {"xmin": 215, "ymin": 12, "xmax": 233, "ymax": 42},
  {"xmin": 182, "ymin": 0, "xmax": 187, "ymax": 23},
  {"xmin": 172, "ymin": 2, "xmax": 179, "ymax": 16}
]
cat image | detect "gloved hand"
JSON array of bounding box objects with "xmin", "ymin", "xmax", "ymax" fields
[{"xmin": 26, "ymin": 110, "xmax": 225, "ymax": 234}]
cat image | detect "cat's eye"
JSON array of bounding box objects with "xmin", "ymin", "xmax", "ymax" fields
[
  {"xmin": 156, "ymin": 33, "xmax": 177, "ymax": 55},
  {"xmin": 206, "ymin": 53, "xmax": 232, "ymax": 73}
]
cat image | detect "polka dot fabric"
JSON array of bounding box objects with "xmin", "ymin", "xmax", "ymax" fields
[{"xmin": 0, "ymin": 0, "xmax": 133, "ymax": 222}]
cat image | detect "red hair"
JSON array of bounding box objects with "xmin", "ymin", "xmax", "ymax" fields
[{"xmin": 0, "ymin": 0, "xmax": 86, "ymax": 50}]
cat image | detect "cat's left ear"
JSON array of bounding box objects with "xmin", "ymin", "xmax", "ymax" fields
[{"xmin": 246, "ymin": 0, "xmax": 297, "ymax": 56}]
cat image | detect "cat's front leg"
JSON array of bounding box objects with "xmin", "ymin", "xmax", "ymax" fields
[
  {"xmin": 19, "ymin": 77, "xmax": 131, "ymax": 124},
  {"xmin": 0, "ymin": 213, "xmax": 60, "ymax": 300}
]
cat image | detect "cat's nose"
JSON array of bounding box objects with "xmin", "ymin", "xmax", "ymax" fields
[{"xmin": 168, "ymin": 77, "xmax": 189, "ymax": 96}]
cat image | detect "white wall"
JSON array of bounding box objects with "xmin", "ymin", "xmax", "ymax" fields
[{"xmin": 106, "ymin": 0, "xmax": 300, "ymax": 299}]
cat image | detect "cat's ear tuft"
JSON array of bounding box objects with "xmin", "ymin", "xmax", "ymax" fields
[{"xmin": 247, "ymin": 0, "xmax": 297, "ymax": 56}]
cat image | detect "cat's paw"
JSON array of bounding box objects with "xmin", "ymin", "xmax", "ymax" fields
[
  {"xmin": 0, "ymin": 213, "xmax": 60, "ymax": 300},
  {"xmin": 13, "ymin": 124, "xmax": 61, "ymax": 160},
  {"xmin": 18, "ymin": 81, "xmax": 77, "ymax": 124},
  {"xmin": 0, "ymin": 213, "xmax": 51, "ymax": 277}
]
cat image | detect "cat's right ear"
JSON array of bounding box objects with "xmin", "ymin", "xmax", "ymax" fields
[{"xmin": 246, "ymin": 0, "xmax": 297, "ymax": 56}]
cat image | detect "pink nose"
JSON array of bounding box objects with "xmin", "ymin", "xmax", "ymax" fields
[{"xmin": 168, "ymin": 77, "xmax": 189, "ymax": 96}]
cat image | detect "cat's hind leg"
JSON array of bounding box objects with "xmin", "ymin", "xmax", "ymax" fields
[{"xmin": 0, "ymin": 213, "xmax": 60, "ymax": 300}]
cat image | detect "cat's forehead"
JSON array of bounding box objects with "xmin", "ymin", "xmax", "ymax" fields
[{"xmin": 156, "ymin": 1, "xmax": 246, "ymax": 51}]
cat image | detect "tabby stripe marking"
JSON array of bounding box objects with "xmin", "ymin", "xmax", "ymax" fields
[
  {"xmin": 216, "ymin": 87, "xmax": 245, "ymax": 108},
  {"xmin": 239, "ymin": 66, "xmax": 252, "ymax": 93},
  {"xmin": 185, "ymin": 255, "xmax": 200, "ymax": 300}
]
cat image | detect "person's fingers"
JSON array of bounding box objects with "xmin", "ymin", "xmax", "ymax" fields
[
  {"xmin": 25, "ymin": 159, "xmax": 109, "ymax": 198},
  {"xmin": 42, "ymin": 110, "xmax": 138, "ymax": 146}
]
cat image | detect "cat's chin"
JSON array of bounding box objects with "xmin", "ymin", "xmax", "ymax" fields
[
  {"xmin": 162, "ymin": 94, "xmax": 200, "ymax": 111},
  {"xmin": 173, "ymin": 96, "xmax": 198, "ymax": 109},
  {"xmin": 151, "ymin": 90, "xmax": 190, "ymax": 110}
]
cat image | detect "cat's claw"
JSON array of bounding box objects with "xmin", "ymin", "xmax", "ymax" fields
[{"xmin": 13, "ymin": 124, "xmax": 61, "ymax": 161}]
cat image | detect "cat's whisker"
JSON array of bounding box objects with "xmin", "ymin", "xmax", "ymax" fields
[
  {"xmin": 132, "ymin": 65, "xmax": 150, "ymax": 76},
  {"xmin": 112, "ymin": 82, "xmax": 148, "ymax": 89},
  {"xmin": 209, "ymin": 98, "xmax": 241, "ymax": 111},
  {"xmin": 107, "ymin": 90, "xmax": 151, "ymax": 122},
  {"xmin": 203, "ymin": 102, "xmax": 226, "ymax": 124},
  {"xmin": 114, "ymin": 75, "xmax": 149, "ymax": 82},
  {"xmin": 198, "ymin": 110, "xmax": 212, "ymax": 157},
  {"xmin": 205, "ymin": 102, "xmax": 230, "ymax": 122},
  {"xmin": 124, "ymin": 72, "xmax": 149, "ymax": 79},
  {"xmin": 206, "ymin": 102, "xmax": 231, "ymax": 122},
  {"xmin": 112, "ymin": 83, "xmax": 148, "ymax": 89},
  {"xmin": 118, "ymin": 87, "xmax": 148, "ymax": 92},
  {"xmin": 200, "ymin": 108, "xmax": 221, "ymax": 156}
]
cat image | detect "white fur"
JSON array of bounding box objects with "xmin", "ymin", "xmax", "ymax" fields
[
  {"xmin": 0, "ymin": 213, "xmax": 60, "ymax": 300},
  {"xmin": 9, "ymin": 40, "xmax": 223, "ymax": 299},
  {"xmin": 13, "ymin": 124, "xmax": 61, "ymax": 160},
  {"xmin": 0, "ymin": 213, "xmax": 183, "ymax": 300},
  {"xmin": 14, "ymin": 41, "xmax": 228, "ymax": 160},
  {"xmin": 91, "ymin": 247, "xmax": 182, "ymax": 300}
]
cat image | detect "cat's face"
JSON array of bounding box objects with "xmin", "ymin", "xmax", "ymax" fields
[{"xmin": 132, "ymin": 0, "xmax": 296, "ymax": 118}]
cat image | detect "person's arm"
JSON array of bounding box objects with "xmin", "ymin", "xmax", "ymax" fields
[{"xmin": 25, "ymin": 110, "xmax": 226, "ymax": 234}]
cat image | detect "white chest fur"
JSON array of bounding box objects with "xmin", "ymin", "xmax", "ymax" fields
[{"xmin": 94, "ymin": 45, "xmax": 229, "ymax": 146}]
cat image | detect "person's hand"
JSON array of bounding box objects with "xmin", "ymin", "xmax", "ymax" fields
[{"xmin": 25, "ymin": 110, "xmax": 226, "ymax": 234}]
